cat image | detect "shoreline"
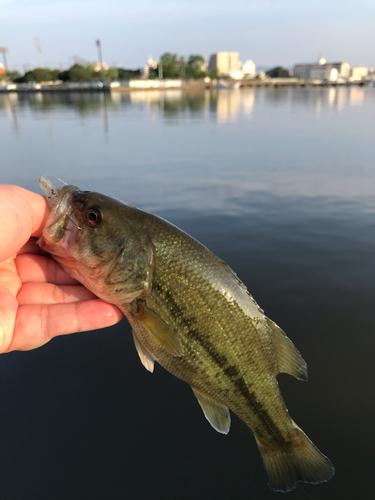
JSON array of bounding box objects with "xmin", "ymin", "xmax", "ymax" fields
[{"xmin": 0, "ymin": 78, "xmax": 372, "ymax": 93}]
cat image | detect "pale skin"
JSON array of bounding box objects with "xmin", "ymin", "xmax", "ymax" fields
[{"xmin": 0, "ymin": 184, "xmax": 124, "ymax": 353}]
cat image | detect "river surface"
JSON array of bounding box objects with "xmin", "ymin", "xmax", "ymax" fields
[{"xmin": 1, "ymin": 87, "xmax": 374, "ymax": 499}]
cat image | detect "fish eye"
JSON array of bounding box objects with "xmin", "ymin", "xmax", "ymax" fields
[{"xmin": 83, "ymin": 207, "xmax": 102, "ymax": 227}]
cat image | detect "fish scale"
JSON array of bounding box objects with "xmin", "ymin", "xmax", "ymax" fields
[
  {"xmin": 143, "ymin": 253, "xmax": 286, "ymax": 443},
  {"xmin": 37, "ymin": 177, "xmax": 335, "ymax": 492}
]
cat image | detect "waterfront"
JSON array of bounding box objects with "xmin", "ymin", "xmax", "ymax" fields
[{"xmin": 1, "ymin": 87, "xmax": 375, "ymax": 499}]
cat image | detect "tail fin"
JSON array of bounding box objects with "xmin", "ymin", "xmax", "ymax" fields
[{"xmin": 257, "ymin": 425, "xmax": 335, "ymax": 492}]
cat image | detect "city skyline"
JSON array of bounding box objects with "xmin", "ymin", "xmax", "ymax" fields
[{"xmin": 2, "ymin": 0, "xmax": 375, "ymax": 71}]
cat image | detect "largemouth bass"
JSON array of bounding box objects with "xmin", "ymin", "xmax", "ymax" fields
[{"xmin": 37, "ymin": 177, "xmax": 334, "ymax": 492}]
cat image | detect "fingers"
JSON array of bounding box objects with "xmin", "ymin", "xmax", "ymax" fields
[
  {"xmin": 6, "ymin": 300, "xmax": 124, "ymax": 352},
  {"xmin": 17, "ymin": 282, "xmax": 97, "ymax": 305},
  {"xmin": 15, "ymin": 253, "xmax": 79, "ymax": 285},
  {"xmin": 17, "ymin": 237, "xmax": 44, "ymax": 256},
  {"xmin": 0, "ymin": 186, "xmax": 49, "ymax": 262},
  {"xmin": 0, "ymin": 288, "xmax": 18, "ymax": 353}
]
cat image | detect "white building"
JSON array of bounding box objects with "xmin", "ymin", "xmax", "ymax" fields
[
  {"xmin": 228, "ymin": 70, "xmax": 244, "ymax": 79},
  {"xmin": 93, "ymin": 62, "xmax": 108, "ymax": 71},
  {"xmin": 293, "ymin": 57, "xmax": 350, "ymax": 81},
  {"xmin": 310, "ymin": 66, "xmax": 338, "ymax": 82},
  {"xmin": 350, "ymin": 67, "xmax": 369, "ymax": 80},
  {"xmin": 143, "ymin": 56, "xmax": 158, "ymax": 78},
  {"xmin": 242, "ymin": 60, "xmax": 256, "ymax": 78},
  {"xmin": 331, "ymin": 62, "xmax": 350, "ymax": 79},
  {"xmin": 208, "ymin": 52, "xmax": 242, "ymax": 76}
]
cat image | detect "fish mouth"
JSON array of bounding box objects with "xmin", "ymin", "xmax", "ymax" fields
[{"xmin": 39, "ymin": 176, "xmax": 80, "ymax": 244}]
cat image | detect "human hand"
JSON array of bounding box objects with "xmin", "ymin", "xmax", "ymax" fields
[{"xmin": 0, "ymin": 185, "xmax": 124, "ymax": 353}]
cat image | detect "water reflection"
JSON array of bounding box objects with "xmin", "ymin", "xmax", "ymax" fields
[
  {"xmin": 216, "ymin": 89, "xmax": 255, "ymax": 122},
  {"xmin": 1, "ymin": 86, "xmax": 374, "ymax": 209},
  {"xmin": 1, "ymin": 87, "xmax": 372, "ymax": 129}
]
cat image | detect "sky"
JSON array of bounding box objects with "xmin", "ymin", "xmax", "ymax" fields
[{"xmin": 1, "ymin": 0, "xmax": 375, "ymax": 72}]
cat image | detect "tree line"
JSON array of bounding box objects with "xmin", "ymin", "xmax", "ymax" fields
[
  {"xmin": 153, "ymin": 53, "xmax": 219, "ymax": 79},
  {"xmin": 5, "ymin": 64, "xmax": 141, "ymax": 83},
  {"xmin": 1, "ymin": 54, "xmax": 217, "ymax": 83},
  {"xmin": 1, "ymin": 54, "xmax": 291, "ymax": 83}
]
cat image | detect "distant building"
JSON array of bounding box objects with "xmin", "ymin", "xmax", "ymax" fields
[
  {"xmin": 331, "ymin": 62, "xmax": 350, "ymax": 79},
  {"xmin": 293, "ymin": 57, "xmax": 350, "ymax": 81},
  {"xmin": 93, "ymin": 62, "xmax": 108, "ymax": 71},
  {"xmin": 351, "ymin": 67, "xmax": 369, "ymax": 80},
  {"xmin": 310, "ymin": 66, "xmax": 338, "ymax": 82},
  {"xmin": 143, "ymin": 56, "xmax": 158, "ymax": 78},
  {"xmin": 293, "ymin": 64, "xmax": 312, "ymax": 79},
  {"xmin": 229, "ymin": 70, "xmax": 244, "ymax": 80},
  {"xmin": 242, "ymin": 60, "xmax": 256, "ymax": 78},
  {"xmin": 208, "ymin": 52, "xmax": 241, "ymax": 76},
  {"xmin": 0, "ymin": 63, "xmax": 6, "ymax": 75}
]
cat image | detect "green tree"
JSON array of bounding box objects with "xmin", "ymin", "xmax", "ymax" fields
[
  {"xmin": 208, "ymin": 67, "xmax": 220, "ymax": 80},
  {"xmin": 58, "ymin": 64, "xmax": 93, "ymax": 82},
  {"xmin": 32, "ymin": 68, "xmax": 57, "ymax": 82},
  {"xmin": 185, "ymin": 55, "xmax": 207, "ymax": 79},
  {"xmin": 13, "ymin": 71, "xmax": 36, "ymax": 83},
  {"xmin": 118, "ymin": 68, "xmax": 141, "ymax": 80},
  {"xmin": 57, "ymin": 70, "xmax": 70, "ymax": 82},
  {"xmin": 158, "ymin": 53, "xmax": 181, "ymax": 79},
  {"xmin": 266, "ymin": 66, "xmax": 291, "ymax": 78},
  {"xmin": 50, "ymin": 69, "xmax": 60, "ymax": 81},
  {"xmin": 0, "ymin": 70, "xmax": 21, "ymax": 82},
  {"xmin": 14, "ymin": 68, "xmax": 60, "ymax": 83}
]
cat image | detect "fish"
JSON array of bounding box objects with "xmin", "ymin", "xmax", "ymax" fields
[{"xmin": 37, "ymin": 177, "xmax": 334, "ymax": 492}]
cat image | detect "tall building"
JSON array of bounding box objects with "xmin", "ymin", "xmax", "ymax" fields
[{"xmin": 208, "ymin": 52, "xmax": 241, "ymax": 76}]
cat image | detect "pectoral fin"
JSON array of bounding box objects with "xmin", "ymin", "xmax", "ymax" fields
[
  {"xmin": 134, "ymin": 303, "xmax": 184, "ymax": 357},
  {"xmin": 192, "ymin": 387, "xmax": 231, "ymax": 434},
  {"xmin": 266, "ymin": 318, "xmax": 308, "ymax": 381},
  {"xmin": 132, "ymin": 330, "xmax": 155, "ymax": 373}
]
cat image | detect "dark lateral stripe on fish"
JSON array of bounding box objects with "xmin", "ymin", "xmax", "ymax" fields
[
  {"xmin": 153, "ymin": 280, "xmax": 286, "ymax": 445},
  {"xmin": 221, "ymin": 364, "xmax": 286, "ymax": 445}
]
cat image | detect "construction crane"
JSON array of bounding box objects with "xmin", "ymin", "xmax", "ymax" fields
[{"xmin": 34, "ymin": 37, "xmax": 44, "ymax": 67}]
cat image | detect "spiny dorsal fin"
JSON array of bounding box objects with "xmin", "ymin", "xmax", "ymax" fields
[
  {"xmin": 134, "ymin": 303, "xmax": 184, "ymax": 357},
  {"xmin": 192, "ymin": 387, "xmax": 231, "ymax": 434},
  {"xmin": 266, "ymin": 318, "xmax": 308, "ymax": 381},
  {"xmin": 132, "ymin": 330, "xmax": 155, "ymax": 373}
]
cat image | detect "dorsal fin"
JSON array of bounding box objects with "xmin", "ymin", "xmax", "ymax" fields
[
  {"xmin": 266, "ymin": 318, "xmax": 308, "ymax": 381},
  {"xmin": 132, "ymin": 330, "xmax": 155, "ymax": 373},
  {"xmin": 192, "ymin": 387, "xmax": 231, "ymax": 434},
  {"xmin": 134, "ymin": 303, "xmax": 184, "ymax": 357}
]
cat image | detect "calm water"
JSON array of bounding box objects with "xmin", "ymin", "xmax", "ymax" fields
[{"xmin": 1, "ymin": 87, "xmax": 375, "ymax": 499}]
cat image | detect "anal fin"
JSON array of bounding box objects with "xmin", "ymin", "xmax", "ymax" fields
[
  {"xmin": 132, "ymin": 330, "xmax": 155, "ymax": 373},
  {"xmin": 192, "ymin": 387, "xmax": 231, "ymax": 435},
  {"xmin": 266, "ymin": 318, "xmax": 308, "ymax": 381}
]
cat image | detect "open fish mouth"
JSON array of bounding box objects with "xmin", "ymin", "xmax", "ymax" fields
[{"xmin": 39, "ymin": 176, "xmax": 79, "ymax": 244}]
